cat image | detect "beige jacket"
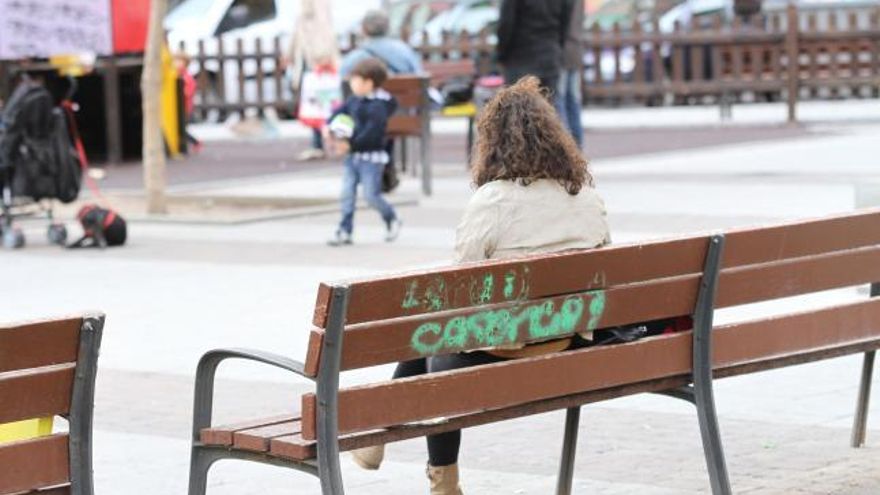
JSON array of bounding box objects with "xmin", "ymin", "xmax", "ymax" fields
[
  {"xmin": 287, "ymin": 0, "xmax": 340, "ymax": 90},
  {"xmin": 455, "ymin": 179, "xmax": 610, "ymax": 263},
  {"xmin": 454, "ymin": 178, "xmax": 611, "ymax": 357}
]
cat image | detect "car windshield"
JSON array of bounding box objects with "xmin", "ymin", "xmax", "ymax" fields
[{"xmin": 167, "ymin": 0, "xmax": 219, "ymax": 24}]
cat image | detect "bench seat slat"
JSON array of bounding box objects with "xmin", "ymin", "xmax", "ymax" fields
[
  {"xmin": 0, "ymin": 317, "xmax": 80, "ymax": 373},
  {"xmin": 301, "ymin": 297, "xmax": 880, "ymax": 439},
  {"xmin": 270, "ymin": 434, "xmax": 315, "ymax": 460},
  {"xmin": 0, "ymin": 433, "xmax": 70, "ymax": 495},
  {"xmin": 32, "ymin": 485, "xmax": 72, "ymax": 494},
  {"xmin": 0, "ymin": 363, "xmax": 75, "ymax": 424},
  {"xmin": 200, "ymin": 414, "xmax": 298, "ymax": 446},
  {"xmin": 312, "ymin": 209, "xmax": 880, "ymax": 327},
  {"xmin": 233, "ymin": 420, "xmax": 302, "ymax": 452}
]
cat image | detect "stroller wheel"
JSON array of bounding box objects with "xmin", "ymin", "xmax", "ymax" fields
[
  {"xmin": 2, "ymin": 227, "xmax": 25, "ymax": 249},
  {"xmin": 47, "ymin": 223, "xmax": 68, "ymax": 245}
]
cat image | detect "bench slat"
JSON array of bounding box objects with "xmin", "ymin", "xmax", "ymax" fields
[
  {"xmin": 31, "ymin": 486, "xmax": 72, "ymax": 494},
  {"xmin": 200, "ymin": 414, "xmax": 298, "ymax": 446},
  {"xmin": 383, "ymin": 77, "xmax": 426, "ymax": 109},
  {"xmin": 0, "ymin": 317, "xmax": 80, "ymax": 373},
  {"xmin": 0, "ymin": 433, "xmax": 69, "ymax": 495},
  {"xmin": 233, "ymin": 420, "xmax": 302, "ymax": 452},
  {"xmin": 312, "ymin": 208, "xmax": 880, "ymax": 327},
  {"xmin": 0, "ymin": 363, "xmax": 75, "ymax": 424},
  {"xmin": 305, "ymin": 244, "xmax": 880, "ymax": 373},
  {"xmin": 301, "ymin": 297, "xmax": 880, "ymax": 439},
  {"xmin": 387, "ymin": 115, "xmax": 423, "ymax": 137},
  {"xmin": 270, "ymin": 434, "xmax": 315, "ymax": 460}
]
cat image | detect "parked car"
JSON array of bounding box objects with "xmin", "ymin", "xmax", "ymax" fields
[
  {"xmin": 389, "ymin": 0, "xmax": 457, "ymax": 38},
  {"xmin": 411, "ymin": 0, "xmax": 499, "ymax": 46},
  {"xmin": 165, "ymin": 0, "xmax": 380, "ymax": 117}
]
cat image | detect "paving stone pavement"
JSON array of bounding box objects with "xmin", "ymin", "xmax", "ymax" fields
[{"xmin": 4, "ymin": 109, "xmax": 880, "ymax": 494}]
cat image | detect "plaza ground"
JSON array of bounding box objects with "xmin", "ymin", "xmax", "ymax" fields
[{"xmin": 4, "ymin": 99, "xmax": 880, "ymax": 493}]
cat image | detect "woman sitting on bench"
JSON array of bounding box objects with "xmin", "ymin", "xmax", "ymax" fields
[{"xmin": 353, "ymin": 76, "xmax": 612, "ymax": 494}]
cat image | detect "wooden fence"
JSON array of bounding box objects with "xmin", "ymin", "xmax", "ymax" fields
[
  {"xmin": 583, "ymin": 5, "xmax": 880, "ymax": 120},
  {"xmin": 172, "ymin": 4, "xmax": 879, "ymax": 122}
]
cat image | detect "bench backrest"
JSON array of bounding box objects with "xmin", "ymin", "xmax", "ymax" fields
[
  {"xmin": 302, "ymin": 209, "xmax": 880, "ymax": 440},
  {"xmin": 423, "ymin": 59, "xmax": 477, "ymax": 87},
  {"xmin": 0, "ymin": 314, "xmax": 104, "ymax": 495},
  {"xmin": 383, "ymin": 75, "xmax": 430, "ymax": 139}
]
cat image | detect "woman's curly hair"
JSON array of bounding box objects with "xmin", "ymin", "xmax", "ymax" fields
[{"xmin": 471, "ymin": 76, "xmax": 591, "ymax": 195}]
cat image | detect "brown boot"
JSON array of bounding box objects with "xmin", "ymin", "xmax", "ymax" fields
[
  {"xmin": 350, "ymin": 445, "xmax": 384, "ymax": 470},
  {"xmin": 426, "ymin": 463, "xmax": 463, "ymax": 495}
]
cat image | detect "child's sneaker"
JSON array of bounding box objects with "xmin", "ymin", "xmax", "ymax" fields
[
  {"xmin": 385, "ymin": 219, "xmax": 402, "ymax": 242},
  {"xmin": 327, "ymin": 230, "xmax": 353, "ymax": 247}
]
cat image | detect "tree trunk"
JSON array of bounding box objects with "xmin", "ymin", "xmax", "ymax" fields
[{"xmin": 141, "ymin": 0, "xmax": 169, "ymax": 214}]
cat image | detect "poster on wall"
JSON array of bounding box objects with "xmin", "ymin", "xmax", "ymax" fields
[{"xmin": 0, "ymin": 0, "xmax": 113, "ymax": 60}]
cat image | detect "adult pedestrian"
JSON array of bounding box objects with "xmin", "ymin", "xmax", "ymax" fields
[
  {"xmin": 340, "ymin": 10, "xmax": 423, "ymax": 77},
  {"xmin": 286, "ymin": 0, "xmax": 341, "ymax": 161},
  {"xmin": 497, "ymin": 0, "xmax": 574, "ymax": 93},
  {"xmin": 558, "ymin": 0, "xmax": 585, "ymax": 148}
]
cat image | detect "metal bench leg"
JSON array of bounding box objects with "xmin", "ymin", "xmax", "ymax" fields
[
  {"xmin": 693, "ymin": 235, "xmax": 732, "ymax": 495},
  {"xmin": 188, "ymin": 447, "xmax": 221, "ymax": 495},
  {"xmin": 556, "ymin": 406, "xmax": 581, "ymax": 495},
  {"xmin": 317, "ymin": 286, "xmax": 350, "ymax": 495},
  {"xmin": 852, "ymin": 350, "xmax": 876, "ymax": 448}
]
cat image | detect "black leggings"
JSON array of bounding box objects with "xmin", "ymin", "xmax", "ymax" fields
[{"xmin": 393, "ymin": 352, "xmax": 505, "ymax": 466}]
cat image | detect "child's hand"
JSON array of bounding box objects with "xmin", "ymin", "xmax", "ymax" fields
[{"xmin": 333, "ymin": 139, "xmax": 351, "ymax": 155}]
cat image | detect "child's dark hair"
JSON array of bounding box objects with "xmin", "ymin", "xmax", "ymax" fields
[
  {"xmin": 471, "ymin": 76, "xmax": 591, "ymax": 195},
  {"xmin": 350, "ymin": 58, "xmax": 389, "ymax": 88}
]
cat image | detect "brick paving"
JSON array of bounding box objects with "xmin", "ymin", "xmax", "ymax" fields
[{"xmin": 4, "ymin": 114, "xmax": 880, "ymax": 494}]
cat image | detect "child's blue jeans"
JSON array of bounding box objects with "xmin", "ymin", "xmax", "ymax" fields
[{"xmin": 339, "ymin": 156, "xmax": 396, "ymax": 235}]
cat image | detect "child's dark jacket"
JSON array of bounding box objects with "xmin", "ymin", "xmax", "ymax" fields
[{"xmin": 329, "ymin": 89, "xmax": 397, "ymax": 153}]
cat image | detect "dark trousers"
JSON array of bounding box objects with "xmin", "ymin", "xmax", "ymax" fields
[
  {"xmin": 503, "ymin": 67, "xmax": 560, "ymax": 98},
  {"xmin": 393, "ymin": 352, "xmax": 506, "ymax": 466}
]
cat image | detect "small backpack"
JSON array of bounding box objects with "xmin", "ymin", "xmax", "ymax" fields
[{"xmin": 68, "ymin": 204, "xmax": 126, "ymax": 248}]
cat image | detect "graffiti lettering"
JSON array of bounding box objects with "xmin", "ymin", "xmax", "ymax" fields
[{"xmin": 410, "ymin": 291, "xmax": 606, "ymax": 355}]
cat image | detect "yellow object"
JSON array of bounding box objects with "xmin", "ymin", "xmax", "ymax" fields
[
  {"xmin": 0, "ymin": 418, "xmax": 53, "ymax": 443},
  {"xmin": 48, "ymin": 53, "xmax": 95, "ymax": 77},
  {"xmin": 160, "ymin": 44, "xmax": 181, "ymax": 158},
  {"xmin": 441, "ymin": 102, "xmax": 477, "ymax": 117}
]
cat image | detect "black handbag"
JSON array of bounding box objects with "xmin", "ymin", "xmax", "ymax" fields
[{"xmin": 382, "ymin": 161, "xmax": 400, "ymax": 193}]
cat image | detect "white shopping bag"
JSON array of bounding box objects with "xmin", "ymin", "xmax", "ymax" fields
[{"xmin": 298, "ymin": 69, "xmax": 343, "ymax": 129}]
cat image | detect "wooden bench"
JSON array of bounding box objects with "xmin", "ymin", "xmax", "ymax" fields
[
  {"xmin": 423, "ymin": 59, "xmax": 477, "ymax": 89},
  {"xmin": 0, "ymin": 314, "xmax": 104, "ymax": 495},
  {"xmin": 382, "ymin": 76, "xmax": 432, "ymax": 196},
  {"xmin": 424, "ymin": 59, "xmax": 479, "ymax": 161},
  {"xmin": 188, "ymin": 209, "xmax": 880, "ymax": 495}
]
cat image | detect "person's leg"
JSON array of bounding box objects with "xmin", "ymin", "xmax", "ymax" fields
[
  {"xmin": 540, "ymin": 74, "xmax": 560, "ymax": 101},
  {"xmin": 351, "ymin": 357, "xmax": 429, "ymax": 470},
  {"xmin": 360, "ymin": 159, "xmax": 400, "ymax": 240},
  {"xmin": 555, "ymin": 69, "xmax": 573, "ymax": 133},
  {"xmin": 565, "ymin": 70, "xmax": 584, "ymax": 148},
  {"xmin": 336, "ymin": 157, "xmax": 359, "ymax": 239},
  {"xmin": 424, "ymin": 352, "xmax": 505, "ymax": 467},
  {"xmin": 311, "ymin": 128, "xmax": 324, "ymax": 150},
  {"xmin": 504, "ymin": 66, "xmax": 529, "ymax": 86}
]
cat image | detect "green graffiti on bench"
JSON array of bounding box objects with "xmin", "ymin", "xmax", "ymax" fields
[
  {"xmin": 400, "ymin": 267, "xmax": 531, "ymax": 313},
  {"xmin": 410, "ymin": 290, "xmax": 607, "ymax": 355}
]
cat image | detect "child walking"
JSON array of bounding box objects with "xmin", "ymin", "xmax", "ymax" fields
[{"xmin": 325, "ymin": 58, "xmax": 402, "ymax": 246}]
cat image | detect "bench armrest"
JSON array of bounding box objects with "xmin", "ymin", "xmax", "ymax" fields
[{"xmin": 191, "ymin": 348, "xmax": 310, "ymax": 441}]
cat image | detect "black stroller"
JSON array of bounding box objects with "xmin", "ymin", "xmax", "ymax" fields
[{"xmin": 0, "ymin": 74, "xmax": 84, "ymax": 249}]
